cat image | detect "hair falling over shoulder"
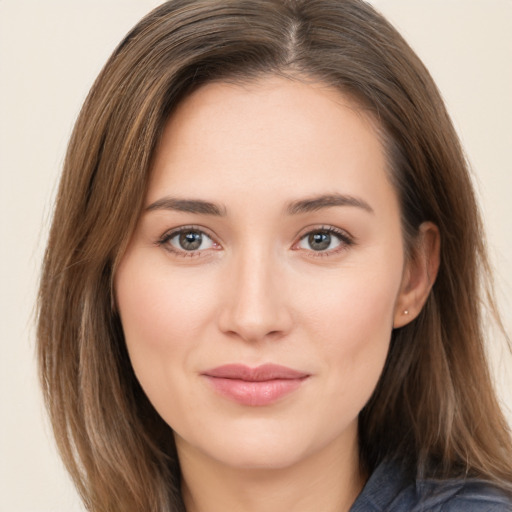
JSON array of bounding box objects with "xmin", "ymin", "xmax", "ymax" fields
[{"xmin": 37, "ymin": 1, "xmax": 512, "ymax": 510}]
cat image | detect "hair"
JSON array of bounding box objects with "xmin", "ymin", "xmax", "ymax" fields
[{"xmin": 37, "ymin": 0, "xmax": 512, "ymax": 510}]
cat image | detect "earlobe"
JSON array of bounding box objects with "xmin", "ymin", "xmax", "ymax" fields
[{"xmin": 393, "ymin": 222, "xmax": 440, "ymax": 328}]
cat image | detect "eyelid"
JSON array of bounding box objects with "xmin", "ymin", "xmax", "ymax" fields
[
  {"xmin": 156, "ymin": 224, "xmax": 355, "ymax": 258},
  {"xmin": 157, "ymin": 225, "xmax": 222, "ymax": 257},
  {"xmin": 292, "ymin": 225, "xmax": 355, "ymax": 256}
]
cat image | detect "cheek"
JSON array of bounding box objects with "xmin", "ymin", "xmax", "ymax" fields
[
  {"xmin": 114, "ymin": 253, "xmax": 225, "ymax": 434},
  {"xmin": 302, "ymin": 260, "xmax": 401, "ymax": 345},
  {"xmin": 298, "ymin": 257, "xmax": 403, "ymax": 407},
  {"xmin": 116, "ymin": 255, "xmax": 213, "ymax": 348},
  {"xmin": 114, "ymin": 252, "xmax": 221, "ymax": 405}
]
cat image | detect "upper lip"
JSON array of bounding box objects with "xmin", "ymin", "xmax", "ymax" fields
[{"xmin": 202, "ymin": 364, "xmax": 309, "ymax": 382}]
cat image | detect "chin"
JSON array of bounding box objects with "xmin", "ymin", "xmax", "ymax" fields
[
  {"xmin": 174, "ymin": 414, "xmax": 357, "ymax": 472},
  {"xmin": 209, "ymin": 439, "xmax": 312, "ymax": 471}
]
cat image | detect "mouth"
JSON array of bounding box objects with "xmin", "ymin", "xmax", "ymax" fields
[{"xmin": 201, "ymin": 363, "xmax": 310, "ymax": 406}]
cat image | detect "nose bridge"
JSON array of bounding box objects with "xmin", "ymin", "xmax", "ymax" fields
[{"xmin": 218, "ymin": 241, "xmax": 291, "ymax": 342}]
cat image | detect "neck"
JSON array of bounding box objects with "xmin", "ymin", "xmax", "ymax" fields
[{"xmin": 177, "ymin": 423, "xmax": 365, "ymax": 512}]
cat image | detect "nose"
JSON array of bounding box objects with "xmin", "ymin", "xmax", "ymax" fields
[{"xmin": 217, "ymin": 247, "xmax": 293, "ymax": 343}]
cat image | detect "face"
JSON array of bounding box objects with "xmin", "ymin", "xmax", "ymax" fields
[{"xmin": 115, "ymin": 76, "xmax": 408, "ymax": 471}]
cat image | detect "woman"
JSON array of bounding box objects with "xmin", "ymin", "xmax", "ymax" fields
[{"xmin": 37, "ymin": 1, "xmax": 512, "ymax": 511}]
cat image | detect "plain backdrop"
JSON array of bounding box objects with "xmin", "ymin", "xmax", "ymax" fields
[{"xmin": 1, "ymin": 1, "xmax": 511, "ymax": 511}]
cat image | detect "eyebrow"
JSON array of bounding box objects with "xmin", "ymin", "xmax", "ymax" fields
[
  {"xmin": 286, "ymin": 193, "xmax": 374, "ymax": 215},
  {"xmin": 145, "ymin": 193, "xmax": 373, "ymax": 217},
  {"xmin": 145, "ymin": 197, "xmax": 226, "ymax": 216}
]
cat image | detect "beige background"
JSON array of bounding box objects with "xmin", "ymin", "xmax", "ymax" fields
[{"xmin": 1, "ymin": 1, "xmax": 511, "ymax": 510}]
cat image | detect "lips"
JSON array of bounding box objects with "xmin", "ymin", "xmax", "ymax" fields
[{"xmin": 201, "ymin": 364, "xmax": 310, "ymax": 406}]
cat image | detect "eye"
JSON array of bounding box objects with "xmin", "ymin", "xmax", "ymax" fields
[
  {"xmin": 295, "ymin": 227, "xmax": 353, "ymax": 254},
  {"xmin": 159, "ymin": 227, "xmax": 219, "ymax": 255}
]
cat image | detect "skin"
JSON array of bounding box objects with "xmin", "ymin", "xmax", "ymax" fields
[{"xmin": 115, "ymin": 75, "xmax": 439, "ymax": 512}]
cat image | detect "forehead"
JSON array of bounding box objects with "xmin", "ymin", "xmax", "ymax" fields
[{"xmin": 147, "ymin": 75, "xmax": 397, "ymax": 218}]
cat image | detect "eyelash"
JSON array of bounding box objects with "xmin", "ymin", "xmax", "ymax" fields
[
  {"xmin": 156, "ymin": 225, "xmax": 355, "ymax": 258},
  {"xmin": 157, "ymin": 225, "xmax": 220, "ymax": 258},
  {"xmin": 294, "ymin": 226, "xmax": 355, "ymax": 257}
]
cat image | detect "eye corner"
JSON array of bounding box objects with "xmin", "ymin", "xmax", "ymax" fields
[
  {"xmin": 292, "ymin": 225, "xmax": 355, "ymax": 257},
  {"xmin": 156, "ymin": 225, "xmax": 222, "ymax": 258}
]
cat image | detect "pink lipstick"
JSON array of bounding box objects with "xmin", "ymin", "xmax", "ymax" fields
[{"xmin": 201, "ymin": 364, "xmax": 309, "ymax": 406}]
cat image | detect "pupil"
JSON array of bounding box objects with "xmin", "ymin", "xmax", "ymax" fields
[
  {"xmin": 179, "ymin": 231, "xmax": 202, "ymax": 250},
  {"xmin": 309, "ymin": 232, "xmax": 330, "ymax": 251}
]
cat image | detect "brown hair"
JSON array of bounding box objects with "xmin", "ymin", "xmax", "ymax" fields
[{"xmin": 37, "ymin": 1, "xmax": 512, "ymax": 510}]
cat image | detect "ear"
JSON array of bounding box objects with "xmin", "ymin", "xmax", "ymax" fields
[{"xmin": 393, "ymin": 221, "xmax": 440, "ymax": 328}]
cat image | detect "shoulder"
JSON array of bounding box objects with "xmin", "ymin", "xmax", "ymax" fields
[
  {"xmin": 417, "ymin": 477, "xmax": 512, "ymax": 511},
  {"xmin": 350, "ymin": 460, "xmax": 512, "ymax": 512}
]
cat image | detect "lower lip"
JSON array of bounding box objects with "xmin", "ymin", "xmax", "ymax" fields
[{"xmin": 203, "ymin": 376, "xmax": 307, "ymax": 406}]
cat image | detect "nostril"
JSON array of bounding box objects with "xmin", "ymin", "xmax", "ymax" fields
[{"xmin": 217, "ymin": 310, "xmax": 293, "ymax": 343}]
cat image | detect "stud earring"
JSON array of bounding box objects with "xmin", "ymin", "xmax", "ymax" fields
[{"xmin": 404, "ymin": 310, "xmax": 409, "ymax": 315}]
